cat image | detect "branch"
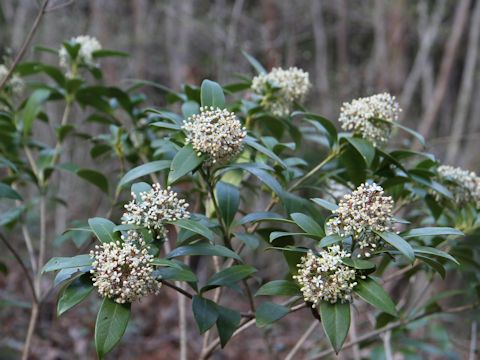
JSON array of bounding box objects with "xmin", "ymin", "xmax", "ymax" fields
[{"xmin": 0, "ymin": 0, "xmax": 50, "ymax": 92}]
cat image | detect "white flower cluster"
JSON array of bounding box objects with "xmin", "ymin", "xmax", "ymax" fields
[
  {"xmin": 327, "ymin": 182, "xmax": 394, "ymax": 257},
  {"xmin": 293, "ymin": 246, "xmax": 357, "ymax": 306},
  {"xmin": 59, "ymin": 35, "xmax": 102, "ymax": 76},
  {"xmin": 251, "ymin": 67, "xmax": 310, "ymax": 117},
  {"xmin": 438, "ymin": 165, "xmax": 480, "ymax": 207},
  {"xmin": 183, "ymin": 106, "xmax": 246, "ymax": 164},
  {"xmin": 339, "ymin": 93, "xmax": 401, "ymax": 146},
  {"xmin": 90, "ymin": 231, "xmax": 160, "ymax": 304},
  {"xmin": 122, "ymin": 184, "xmax": 190, "ymax": 239},
  {"xmin": 0, "ymin": 64, "xmax": 24, "ymax": 95}
]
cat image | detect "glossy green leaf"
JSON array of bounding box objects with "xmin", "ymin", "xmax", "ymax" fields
[
  {"xmin": 401, "ymin": 227, "xmax": 463, "ymax": 239},
  {"xmin": 88, "ymin": 217, "xmax": 118, "ymax": 244},
  {"xmin": 242, "ymin": 50, "xmax": 266, "ymax": 74},
  {"xmin": 320, "ymin": 301, "xmax": 351, "ymax": 354},
  {"xmin": 57, "ymin": 274, "xmax": 93, "ymax": 316},
  {"xmin": 42, "ymin": 254, "xmax": 92, "ymax": 273},
  {"xmin": 216, "ymin": 305, "xmax": 241, "ymax": 348},
  {"xmin": 345, "ymin": 137, "xmax": 375, "ymax": 166},
  {"xmin": 234, "ymin": 232, "xmax": 261, "ymax": 250},
  {"xmin": 200, "ymin": 79, "xmax": 225, "ymax": 108},
  {"xmin": 311, "ymin": 198, "xmax": 338, "ymax": 211},
  {"xmin": 22, "ymin": 89, "xmax": 51, "ymax": 136},
  {"xmin": 203, "ymin": 265, "xmax": 256, "ymax": 291},
  {"xmin": 172, "ymin": 219, "xmax": 215, "ymax": 242},
  {"xmin": 0, "ymin": 183, "xmax": 22, "ymax": 200},
  {"xmin": 192, "ymin": 296, "xmax": 219, "ymax": 333},
  {"xmin": 354, "ymin": 277, "xmax": 398, "ymax": 316},
  {"xmin": 216, "ymin": 182, "xmax": 240, "ymax": 227},
  {"xmin": 319, "ymin": 234, "xmax": 344, "ymax": 248},
  {"xmin": 77, "ymin": 169, "xmax": 109, "ymax": 193},
  {"xmin": 95, "ymin": 298, "xmax": 131, "ymax": 359},
  {"xmin": 245, "ymin": 136, "xmax": 287, "ymax": 168},
  {"xmin": 118, "ymin": 160, "xmax": 171, "ymax": 188},
  {"xmin": 181, "ymin": 100, "xmax": 200, "ymax": 118},
  {"xmin": 255, "ymin": 280, "xmax": 301, "ymax": 297},
  {"xmin": 376, "ymin": 231, "xmax": 414, "ymax": 262},
  {"xmin": 167, "ymin": 243, "xmax": 242, "ymax": 262},
  {"xmin": 168, "ymin": 144, "xmax": 204, "ymax": 184},
  {"xmin": 155, "ymin": 266, "xmax": 197, "ymax": 282},
  {"xmin": 290, "ymin": 212, "xmax": 324, "ymax": 236},
  {"xmin": 413, "ymin": 246, "xmax": 459, "ymax": 265},
  {"xmin": 255, "ymin": 302, "xmax": 289, "ymax": 327}
]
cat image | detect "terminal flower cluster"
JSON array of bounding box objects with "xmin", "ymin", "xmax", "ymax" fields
[
  {"xmin": 438, "ymin": 165, "xmax": 480, "ymax": 207},
  {"xmin": 59, "ymin": 35, "xmax": 102, "ymax": 76}
]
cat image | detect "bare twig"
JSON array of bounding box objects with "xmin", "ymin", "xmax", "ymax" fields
[
  {"xmin": 161, "ymin": 280, "xmax": 194, "ymax": 299},
  {"xmin": 469, "ymin": 321, "xmax": 478, "ymax": 360},
  {"xmin": 45, "ymin": 0, "xmax": 75, "ymax": 12},
  {"xmin": 0, "ymin": 0, "xmax": 50, "ymax": 92},
  {"xmin": 284, "ymin": 320, "xmax": 318, "ymax": 360}
]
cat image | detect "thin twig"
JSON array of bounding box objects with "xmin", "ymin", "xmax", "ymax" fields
[
  {"xmin": 469, "ymin": 321, "xmax": 477, "ymax": 360},
  {"xmin": 0, "ymin": 0, "xmax": 50, "ymax": 92},
  {"xmin": 161, "ymin": 280, "xmax": 193, "ymax": 299},
  {"xmin": 45, "ymin": 0, "xmax": 75, "ymax": 12},
  {"xmin": 284, "ymin": 320, "xmax": 318, "ymax": 360},
  {"xmin": 0, "ymin": 233, "xmax": 37, "ymax": 303}
]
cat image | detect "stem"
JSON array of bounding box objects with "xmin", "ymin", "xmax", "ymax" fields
[
  {"xmin": 284, "ymin": 320, "xmax": 318, "ymax": 360},
  {"xmin": 36, "ymin": 194, "xmax": 47, "ymax": 296},
  {"xmin": 161, "ymin": 280, "xmax": 193, "ymax": 299},
  {"xmin": 0, "ymin": 0, "xmax": 50, "ymax": 92},
  {"xmin": 51, "ymin": 96, "xmax": 73, "ymax": 166},
  {"xmin": 22, "ymin": 302, "xmax": 39, "ymax": 360}
]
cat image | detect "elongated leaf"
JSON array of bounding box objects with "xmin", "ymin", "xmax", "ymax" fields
[
  {"xmin": 0, "ymin": 183, "xmax": 22, "ymax": 200},
  {"xmin": 293, "ymin": 111, "xmax": 338, "ymax": 146},
  {"xmin": 57, "ymin": 274, "xmax": 93, "ymax": 316},
  {"xmin": 92, "ymin": 49, "xmax": 129, "ymax": 58},
  {"xmin": 376, "ymin": 231, "xmax": 414, "ymax": 262},
  {"xmin": 167, "ymin": 243, "xmax": 242, "ymax": 262},
  {"xmin": 255, "ymin": 302, "xmax": 289, "ymax": 327},
  {"xmin": 154, "ymin": 267, "xmax": 197, "ymax": 282},
  {"xmin": 402, "ymin": 227, "xmax": 463, "ymax": 239},
  {"xmin": 311, "ymin": 198, "xmax": 338, "ymax": 211},
  {"xmin": 216, "ymin": 182, "xmax": 240, "ymax": 227},
  {"xmin": 255, "ymin": 280, "xmax": 301, "ymax": 297},
  {"xmin": 77, "ymin": 169, "xmax": 109, "ymax": 193},
  {"xmin": 118, "ymin": 160, "xmax": 171, "ymax": 188},
  {"xmin": 42, "ymin": 254, "xmax": 92, "ymax": 273},
  {"xmin": 88, "ymin": 217, "xmax": 118, "ymax": 244},
  {"xmin": 150, "ymin": 121, "xmax": 181, "ymax": 130},
  {"xmin": 269, "ymin": 231, "xmax": 314, "ymax": 242},
  {"xmin": 22, "ymin": 89, "xmax": 51, "ymax": 136},
  {"xmin": 203, "ymin": 265, "xmax": 256, "ymax": 291},
  {"xmin": 95, "ymin": 298, "xmax": 131, "ymax": 359},
  {"xmin": 413, "ymin": 246, "xmax": 459, "ymax": 265},
  {"xmin": 242, "ymin": 50, "xmax": 267, "ymax": 74},
  {"xmin": 234, "ymin": 232, "xmax": 261, "ymax": 250},
  {"xmin": 290, "ymin": 212, "xmax": 324, "ymax": 236},
  {"xmin": 245, "ymin": 136, "xmax": 287, "ymax": 168},
  {"xmin": 216, "ymin": 305, "xmax": 241, "ymax": 348},
  {"xmin": 201, "ymin": 79, "xmax": 225, "ymax": 108},
  {"xmin": 172, "ymin": 219, "xmax": 215, "ymax": 242},
  {"xmin": 341, "ymin": 258, "xmax": 375, "ymax": 270},
  {"xmin": 224, "ymin": 163, "xmax": 284, "ymax": 197},
  {"xmin": 238, "ymin": 211, "xmax": 293, "ymax": 225},
  {"xmin": 168, "ymin": 144, "xmax": 204, "ymax": 184},
  {"xmin": 182, "ymin": 100, "xmax": 200, "ymax": 118},
  {"xmin": 345, "ymin": 137, "xmax": 375, "ymax": 166},
  {"xmin": 319, "ymin": 234, "xmax": 344, "ymax": 248},
  {"xmin": 354, "ymin": 277, "xmax": 398, "ymax": 316},
  {"xmin": 320, "ymin": 301, "xmax": 351, "ymax": 354},
  {"xmin": 192, "ymin": 296, "xmax": 219, "ymax": 333}
]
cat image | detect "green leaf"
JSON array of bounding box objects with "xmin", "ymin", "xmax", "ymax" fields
[
  {"xmin": 255, "ymin": 280, "xmax": 301, "ymax": 297},
  {"xmin": 376, "ymin": 231, "xmax": 415, "ymax": 262},
  {"xmin": 22, "ymin": 89, "xmax": 51, "ymax": 136},
  {"xmin": 402, "ymin": 227, "xmax": 463, "ymax": 239},
  {"xmin": 154, "ymin": 267, "xmax": 197, "ymax": 282},
  {"xmin": 172, "ymin": 219, "xmax": 215, "ymax": 242},
  {"xmin": 0, "ymin": 183, "xmax": 22, "ymax": 200},
  {"xmin": 203, "ymin": 265, "xmax": 256, "ymax": 292},
  {"xmin": 182, "ymin": 100, "xmax": 200, "ymax": 118},
  {"xmin": 290, "ymin": 213, "xmax": 325, "ymax": 236},
  {"xmin": 216, "ymin": 305, "xmax": 241, "ymax": 348},
  {"xmin": 319, "ymin": 234, "xmax": 344, "ymax": 248},
  {"xmin": 238, "ymin": 211, "xmax": 293, "ymax": 225},
  {"xmin": 88, "ymin": 217, "xmax": 118, "ymax": 244},
  {"xmin": 255, "ymin": 302, "xmax": 289, "ymax": 327},
  {"xmin": 216, "ymin": 182, "xmax": 240, "ymax": 228},
  {"xmin": 192, "ymin": 296, "xmax": 219, "ymax": 333},
  {"xmin": 244, "ymin": 136, "xmax": 287, "ymax": 168},
  {"xmin": 95, "ymin": 298, "xmax": 131, "ymax": 359},
  {"xmin": 92, "ymin": 49, "xmax": 129, "ymax": 58},
  {"xmin": 345, "ymin": 137, "xmax": 375, "ymax": 166},
  {"xmin": 200, "ymin": 79, "xmax": 225, "ymax": 109},
  {"xmin": 320, "ymin": 301, "xmax": 351, "ymax": 354},
  {"xmin": 224, "ymin": 163, "xmax": 284, "ymax": 198},
  {"xmin": 76, "ymin": 169, "xmax": 109, "ymax": 193},
  {"xmin": 269, "ymin": 231, "xmax": 317, "ymax": 242},
  {"xmin": 168, "ymin": 144, "xmax": 204, "ymax": 184},
  {"xmin": 413, "ymin": 246, "xmax": 459, "ymax": 265},
  {"xmin": 167, "ymin": 243, "xmax": 242, "ymax": 262},
  {"xmin": 118, "ymin": 160, "xmax": 171, "ymax": 188},
  {"xmin": 57, "ymin": 274, "xmax": 93, "ymax": 316},
  {"xmin": 311, "ymin": 198, "xmax": 338, "ymax": 211},
  {"xmin": 234, "ymin": 232, "xmax": 261, "ymax": 250},
  {"xmin": 354, "ymin": 277, "xmax": 398, "ymax": 316},
  {"xmin": 341, "ymin": 258, "xmax": 375, "ymax": 270},
  {"xmin": 293, "ymin": 112, "xmax": 338, "ymax": 146},
  {"xmin": 242, "ymin": 50, "xmax": 267, "ymax": 74},
  {"xmin": 42, "ymin": 255, "xmax": 92, "ymax": 273}
]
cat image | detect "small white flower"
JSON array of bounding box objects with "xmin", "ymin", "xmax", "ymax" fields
[
  {"xmin": 437, "ymin": 165, "xmax": 480, "ymax": 207},
  {"xmin": 90, "ymin": 231, "xmax": 160, "ymax": 303},
  {"xmin": 182, "ymin": 106, "xmax": 246, "ymax": 165},
  {"xmin": 326, "ymin": 182, "xmax": 394, "ymax": 257},
  {"xmin": 59, "ymin": 35, "xmax": 102, "ymax": 76},
  {"xmin": 251, "ymin": 67, "xmax": 310, "ymax": 117},
  {"xmin": 293, "ymin": 245, "xmax": 357, "ymax": 306},
  {"xmin": 339, "ymin": 93, "xmax": 401, "ymax": 146},
  {"xmin": 122, "ymin": 184, "xmax": 190, "ymax": 239},
  {"xmin": 0, "ymin": 65, "xmax": 24, "ymax": 95}
]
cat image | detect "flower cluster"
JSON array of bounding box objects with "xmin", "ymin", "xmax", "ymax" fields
[
  {"xmin": 327, "ymin": 182, "xmax": 394, "ymax": 257},
  {"xmin": 339, "ymin": 93, "xmax": 401, "ymax": 146},
  {"xmin": 437, "ymin": 165, "xmax": 480, "ymax": 207},
  {"xmin": 182, "ymin": 106, "xmax": 246, "ymax": 164},
  {"xmin": 293, "ymin": 246, "xmax": 357, "ymax": 306},
  {"xmin": 0, "ymin": 65, "xmax": 24, "ymax": 95},
  {"xmin": 59, "ymin": 35, "xmax": 102, "ymax": 76},
  {"xmin": 90, "ymin": 231, "xmax": 160, "ymax": 304},
  {"xmin": 251, "ymin": 67, "xmax": 310, "ymax": 117},
  {"xmin": 122, "ymin": 184, "xmax": 190, "ymax": 239}
]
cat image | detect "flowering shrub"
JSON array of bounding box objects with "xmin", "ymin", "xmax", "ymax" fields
[{"xmin": 1, "ymin": 35, "xmax": 478, "ymax": 360}]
